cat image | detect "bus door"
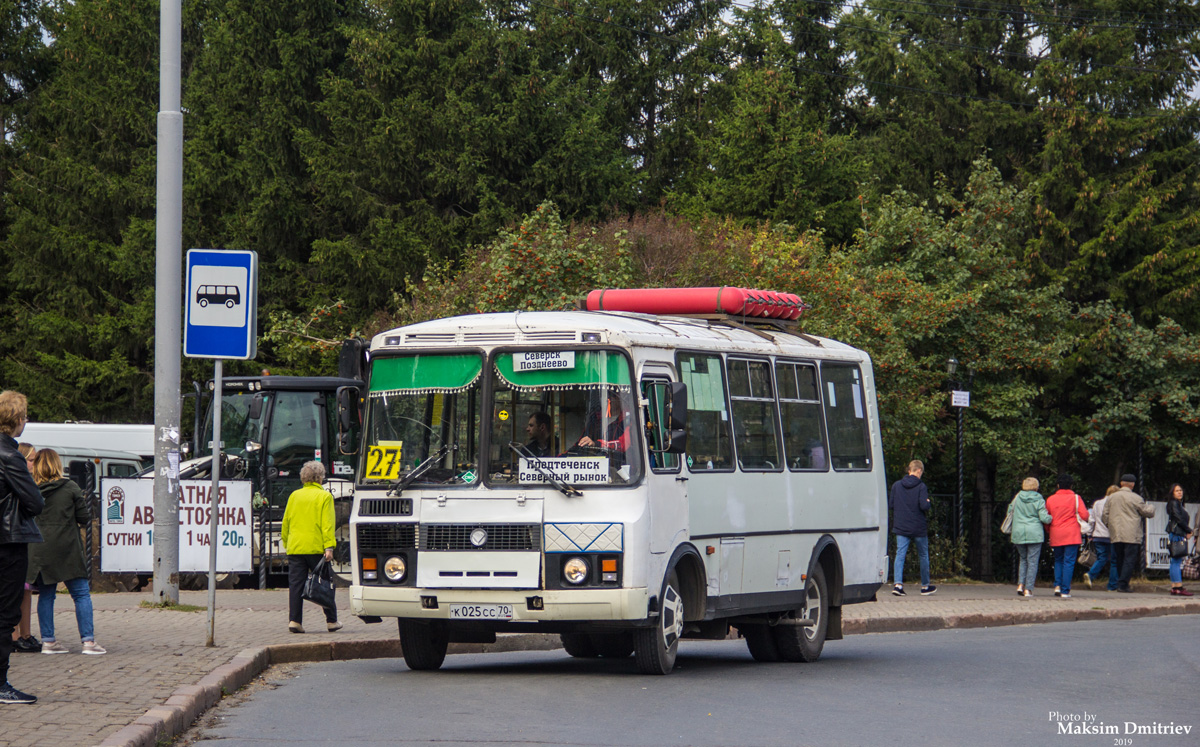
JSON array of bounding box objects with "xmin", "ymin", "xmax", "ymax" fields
[{"xmin": 640, "ymin": 367, "xmax": 688, "ymax": 554}]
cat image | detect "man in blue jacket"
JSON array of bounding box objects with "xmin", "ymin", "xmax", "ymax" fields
[
  {"xmin": 890, "ymin": 459, "xmax": 936, "ymax": 596},
  {"xmin": 0, "ymin": 391, "xmax": 44, "ymax": 705}
]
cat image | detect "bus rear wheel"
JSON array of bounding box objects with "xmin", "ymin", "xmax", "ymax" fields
[
  {"xmin": 398, "ymin": 619, "xmax": 448, "ymax": 671},
  {"xmin": 560, "ymin": 633, "xmax": 598, "ymax": 658},
  {"xmin": 634, "ymin": 570, "xmax": 682, "ymax": 674},
  {"xmin": 773, "ymin": 564, "xmax": 828, "ymax": 663},
  {"xmin": 743, "ymin": 625, "xmax": 781, "ymax": 662},
  {"xmin": 591, "ymin": 632, "xmax": 635, "ymax": 658}
]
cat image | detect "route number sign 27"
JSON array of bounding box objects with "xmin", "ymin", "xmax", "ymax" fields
[{"xmin": 365, "ymin": 441, "xmax": 403, "ymax": 480}]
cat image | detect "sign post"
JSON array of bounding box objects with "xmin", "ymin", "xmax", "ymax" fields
[{"xmin": 185, "ymin": 249, "xmax": 257, "ymax": 646}]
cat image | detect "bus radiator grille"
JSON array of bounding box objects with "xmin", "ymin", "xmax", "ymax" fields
[
  {"xmin": 357, "ymin": 523, "xmax": 417, "ymax": 552},
  {"xmin": 419, "ymin": 524, "xmax": 541, "ymax": 551}
]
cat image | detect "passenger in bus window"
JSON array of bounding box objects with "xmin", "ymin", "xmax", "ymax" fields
[
  {"xmin": 577, "ymin": 389, "xmax": 630, "ymax": 452},
  {"xmin": 803, "ymin": 437, "xmax": 826, "ymax": 470},
  {"xmin": 525, "ymin": 412, "xmax": 554, "ymax": 458}
]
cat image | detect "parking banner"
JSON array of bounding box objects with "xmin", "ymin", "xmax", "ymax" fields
[
  {"xmin": 100, "ymin": 478, "xmax": 252, "ymax": 572},
  {"xmin": 1144, "ymin": 501, "xmax": 1171, "ymax": 570}
]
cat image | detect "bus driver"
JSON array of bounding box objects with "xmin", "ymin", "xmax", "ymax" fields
[{"xmin": 576, "ymin": 389, "xmax": 631, "ymax": 453}]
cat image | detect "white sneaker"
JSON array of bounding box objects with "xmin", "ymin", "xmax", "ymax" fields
[
  {"xmin": 81, "ymin": 641, "xmax": 106, "ymax": 655},
  {"xmin": 327, "ymin": 621, "xmax": 343, "ymax": 632},
  {"xmin": 41, "ymin": 640, "xmax": 69, "ymax": 655}
]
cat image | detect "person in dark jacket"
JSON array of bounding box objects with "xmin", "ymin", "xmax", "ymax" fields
[
  {"xmin": 27, "ymin": 449, "xmax": 105, "ymax": 654},
  {"xmin": 890, "ymin": 459, "xmax": 936, "ymax": 596},
  {"xmin": 9, "ymin": 443, "xmax": 38, "ymax": 653},
  {"xmin": 1164, "ymin": 483, "xmax": 1193, "ymax": 596},
  {"xmin": 0, "ymin": 391, "xmax": 44, "ymax": 705}
]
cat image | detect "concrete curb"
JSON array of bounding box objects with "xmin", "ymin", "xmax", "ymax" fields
[
  {"xmin": 843, "ymin": 600, "xmax": 1200, "ymax": 635},
  {"xmin": 93, "ymin": 602, "xmax": 1200, "ymax": 747}
]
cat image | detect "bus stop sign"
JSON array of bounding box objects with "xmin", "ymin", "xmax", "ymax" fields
[{"xmin": 184, "ymin": 249, "xmax": 258, "ymax": 360}]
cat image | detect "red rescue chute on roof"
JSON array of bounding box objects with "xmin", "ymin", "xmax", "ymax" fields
[{"xmin": 585, "ymin": 287, "xmax": 806, "ymax": 320}]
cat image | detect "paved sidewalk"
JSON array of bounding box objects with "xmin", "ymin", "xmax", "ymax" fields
[{"xmin": 4, "ymin": 581, "xmax": 1198, "ymax": 747}]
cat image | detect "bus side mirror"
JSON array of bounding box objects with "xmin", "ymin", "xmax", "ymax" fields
[
  {"xmin": 669, "ymin": 382, "xmax": 687, "ymax": 432},
  {"xmin": 336, "ymin": 385, "xmax": 361, "ymax": 455},
  {"xmin": 647, "ymin": 381, "xmax": 687, "ymax": 455},
  {"xmin": 665, "ymin": 382, "xmax": 688, "ymax": 454}
]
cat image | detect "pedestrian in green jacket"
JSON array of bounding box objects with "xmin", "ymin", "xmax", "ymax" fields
[
  {"xmin": 27, "ymin": 449, "xmax": 105, "ymax": 654},
  {"xmin": 1007, "ymin": 477, "xmax": 1051, "ymax": 597},
  {"xmin": 280, "ymin": 461, "xmax": 340, "ymax": 634}
]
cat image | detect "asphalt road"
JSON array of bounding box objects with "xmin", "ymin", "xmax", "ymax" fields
[{"xmin": 186, "ymin": 616, "xmax": 1200, "ymax": 747}]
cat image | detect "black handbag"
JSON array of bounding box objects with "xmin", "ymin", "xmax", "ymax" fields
[
  {"xmin": 1168, "ymin": 538, "xmax": 1190, "ymax": 559},
  {"xmin": 301, "ymin": 558, "xmax": 336, "ymax": 609}
]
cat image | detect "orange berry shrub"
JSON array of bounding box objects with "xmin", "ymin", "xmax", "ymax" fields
[{"xmin": 472, "ymin": 201, "xmax": 636, "ymax": 312}]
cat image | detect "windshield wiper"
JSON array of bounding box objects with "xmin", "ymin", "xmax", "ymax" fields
[
  {"xmin": 508, "ymin": 442, "xmax": 581, "ymax": 497},
  {"xmin": 388, "ymin": 444, "xmax": 453, "ymax": 497}
]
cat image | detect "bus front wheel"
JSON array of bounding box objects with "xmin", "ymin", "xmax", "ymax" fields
[
  {"xmin": 398, "ymin": 619, "xmax": 448, "ymax": 671},
  {"xmin": 634, "ymin": 570, "xmax": 682, "ymax": 674},
  {"xmin": 773, "ymin": 564, "xmax": 828, "ymax": 662}
]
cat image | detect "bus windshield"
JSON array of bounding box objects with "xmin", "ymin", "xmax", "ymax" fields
[
  {"xmin": 362, "ymin": 353, "xmax": 482, "ymax": 487},
  {"xmin": 486, "ymin": 349, "xmax": 643, "ymax": 488}
]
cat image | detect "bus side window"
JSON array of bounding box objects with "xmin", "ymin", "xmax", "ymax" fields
[
  {"xmin": 676, "ymin": 352, "xmax": 733, "ymax": 471},
  {"xmin": 728, "ymin": 358, "xmax": 781, "ymax": 471},
  {"xmin": 820, "ymin": 363, "xmax": 872, "ymax": 471},
  {"xmin": 777, "ymin": 361, "xmax": 828, "ymax": 471}
]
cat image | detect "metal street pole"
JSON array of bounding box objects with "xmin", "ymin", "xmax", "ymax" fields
[
  {"xmin": 153, "ymin": 0, "xmax": 183, "ymax": 605},
  {"xmin": 207, "ymin": 361, "xmax": 222, "ymax": 647},
  {"xmin": 956, "ymin": 406, "xmax": 964, "ymax": 544}
]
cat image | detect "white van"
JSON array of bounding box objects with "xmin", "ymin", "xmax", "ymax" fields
[
  {"xmin": 21, "ymin": 422, "xmax": 154, "ymax": 462},
  {"xmin": 21, "ymin": 424, "xmax": 148, "ymax": 494}
]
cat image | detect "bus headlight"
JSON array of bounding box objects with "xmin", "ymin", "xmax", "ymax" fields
[
  {"xmin": 563, "ymin": 557, "xmax": 589, "ymax": 585},
  {"xmin": 384, "ymin": 556, "xmax": 407, "ymax": 582}
]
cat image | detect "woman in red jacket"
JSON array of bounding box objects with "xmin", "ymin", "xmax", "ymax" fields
[{"xmin": 1045, "ymin": 473, "xmax": 1089, "ymax": 598}]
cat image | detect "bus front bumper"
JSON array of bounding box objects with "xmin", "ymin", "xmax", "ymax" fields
[{"xmin": 351, "ymin": 585, "xmax": 650, "ymax": 623}]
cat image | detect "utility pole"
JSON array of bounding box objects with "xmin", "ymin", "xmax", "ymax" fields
[{"xmin": 153, "ymin": 0, "xmax": 183, "ymax": 605}]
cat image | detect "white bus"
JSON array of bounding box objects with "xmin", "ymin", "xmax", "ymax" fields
[{"xmin": 349, "ymin": 290, "xmax": 888, "ymax": 674}]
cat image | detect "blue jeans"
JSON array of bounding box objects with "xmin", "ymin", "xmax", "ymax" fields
[
  {"xmin": 35, "ymin": 577, "xmax": 95, "ymax": 642},
  {"xmin": 1169, "ymin": 534, "xmax": 1185, "ymax": 584},
  {"xmin": 1052, "ymin": 545, "xmax": 1078, "ymax": 593},
  {"xmin": 1016, "ymin": 543, "xmax": 1041, "ymax": 589},
  {"xmin": 1087, "ymin": 539, "xmax": 1119, "ymax": 590},
  {"xmin": 894, "ymin": 535, "xmax": 930, "ymax": 587}
]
